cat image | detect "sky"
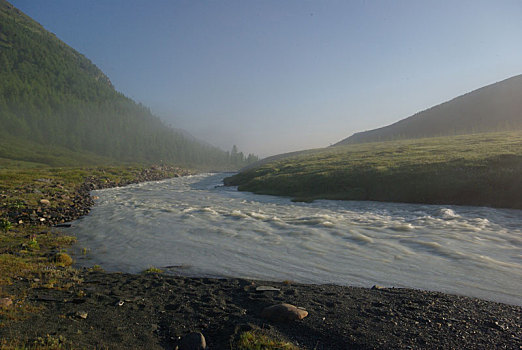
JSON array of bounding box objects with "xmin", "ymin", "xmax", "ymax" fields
[{"xmin": 10, "ymin": 0, "xmax": 522, "ymax": 157}]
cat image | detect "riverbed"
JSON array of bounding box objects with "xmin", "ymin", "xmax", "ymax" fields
[{"xmin": 68, "ymin": 173, "xmax": 522, "ymax": 306}]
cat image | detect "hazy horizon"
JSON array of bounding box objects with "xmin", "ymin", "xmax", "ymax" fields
[{"xmin": 10, "ymin": 0, "xmax": 522, "ymax": 157}]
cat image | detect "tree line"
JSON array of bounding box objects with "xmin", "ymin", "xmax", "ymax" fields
[{"xmin": 0, "ymin": 1, "xmax": 258, "ymax": 169}]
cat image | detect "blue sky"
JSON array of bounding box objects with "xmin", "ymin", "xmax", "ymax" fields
[{"xmin": 10, "ymin": 0, "xmax": 522, "ymax": 157}]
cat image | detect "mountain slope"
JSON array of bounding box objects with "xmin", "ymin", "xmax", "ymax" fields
[
  {"xmin": 335, "ymin": 75, "xmax": 522, "ymax": 145},
  {"xmin": 0, "ymin": 0, "xmax": 255, "ymax": 169}
]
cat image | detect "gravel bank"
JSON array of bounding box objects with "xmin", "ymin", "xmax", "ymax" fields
[{"xmin": 2, "ymin": 271, "xmax": 520, "ymax": 349}]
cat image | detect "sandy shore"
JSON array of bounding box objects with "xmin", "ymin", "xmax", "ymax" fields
[{"xmin": 2, "ymin": 269, "xmax": 520, "ymax": 349}]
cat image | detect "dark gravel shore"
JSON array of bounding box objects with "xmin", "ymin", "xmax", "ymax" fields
[{"xmin": 2, "ymin": 271, "xmax": 520, "ymax": 349}]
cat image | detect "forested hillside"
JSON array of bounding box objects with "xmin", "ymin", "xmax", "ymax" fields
[
  {"xmin": 0, "ymin": 0, "xmax": 256, "ymax": 168},
  {"xmin": 335, "ymin": 75, "xmax": 522, "ymax": 145}
]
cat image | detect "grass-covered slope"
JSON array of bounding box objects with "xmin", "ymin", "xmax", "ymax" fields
[
  {"xmin": 336, "ymin": 75, "xmax": 522, "ymax": 145},
  {"xmin": 225, "ymin": 132, "xmax": 522, "ymax": 209},
  {"xmin": 0, "ymin": 0, "xmax": 255, "ymax": 169}
]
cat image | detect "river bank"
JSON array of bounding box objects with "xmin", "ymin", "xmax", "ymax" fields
[
  {"xmin": 2, "ymin": 270, "xmax": 521, "ymax": 349},
  {"xmin": 1, "ymin": 166, "xmax": 521, "ymax": 349},
  {"xmin": 225, "ymin": 132, "xmax": 522, "ymax": 209},
  {"xmin": 0, "ymin": 166, "xmax": 193, "ymax": 227}
]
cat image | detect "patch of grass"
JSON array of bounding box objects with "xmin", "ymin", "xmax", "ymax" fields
[
  {"xmin": 33, "ymin": 334, "xmax": 72, "ymax": 349},
  {"xmin": 234, "ymin": 330, "xmax": 299, "ymax": 350},
  {"xmin": 0, "ymin": 219, "xmax": 11, "ymax": 233},
  {"xmin": 143, "ymin": 266, "xmax": 163, "ymax": 274},
  {"xmin": 54, "ymin": 252, "xmax": 73, "ymax": 267},
  {"xmin": 0, "ymin": 254, "xmax": 39, "ymax": 285},
  {"xmin": 88, "ymin": 265, "xmax": 103, "ymax": 272},
  {"xmin": 225, "ymin": 131, "xmax": 522, "ymax": 209},
  {"xmin": 0, "ymin": 134, "xmax": 118, "ymax": 169},
  {"xmin": 0, "ymin": 333, "xmax": 74, "ymax": 349}
]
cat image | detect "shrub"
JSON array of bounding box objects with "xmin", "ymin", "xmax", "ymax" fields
[
  {"xmin": 54, "ymin": 252, "xmax": 73, "ymax": 266},
  {"xmin": 0, "ymin": 218, "xmax": 11, "ymax": 233}
]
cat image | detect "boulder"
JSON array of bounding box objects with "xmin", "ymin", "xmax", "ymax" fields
[
  {"xmin": 261, "ymin": 303, "xmax": 308, "ymax": 322},
  {"xmin": 177, "ymin": 332, "xmax": 207, "ymax": 350}
]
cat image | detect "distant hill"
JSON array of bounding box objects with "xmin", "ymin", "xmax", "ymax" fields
[
  {"xmin": 0, "ymin": 0, "xmax": 256, "ymax": 168},
  {"xmin": 335, "ymin": 75, "xmax": 522, "ymax": 145}
]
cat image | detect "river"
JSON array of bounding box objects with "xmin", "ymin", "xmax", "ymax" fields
[{"xmin": 68, "ymin": 173, "xmax": 522, "ymax": 306}]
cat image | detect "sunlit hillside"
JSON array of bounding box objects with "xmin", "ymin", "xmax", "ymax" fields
[
  {"xmin": 226, "ymin": 131, "xmax": 522, "ymax": 209},
  {"xmin": 336, "ymin": 75, "xmax": 522, "ymax": 145}
]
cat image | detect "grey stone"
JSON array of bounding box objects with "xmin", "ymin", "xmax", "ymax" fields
[
  {"xmin": 256, "ymin": 285, "xmax": 280, "ymax": 292},
  {"xmin": 177, "ymin": 332, "xmax": 207, "ymax": 350},
  {"xmin": 261, "ymin": 303, "xmax": 308, "ymax": 322}
]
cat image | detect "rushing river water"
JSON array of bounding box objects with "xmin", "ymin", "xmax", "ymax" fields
[{"xmin": 68, "ymin": 173, "xmax": 522, "ymax": 306}]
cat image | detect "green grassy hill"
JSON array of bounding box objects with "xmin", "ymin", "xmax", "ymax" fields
[
  {"xmin": 225, "ymin": 131, "xmax": 522, "ymax": 209},
  {"xmin": 336, "ymin": 75, "xmax": 522, "ymax": 145},
  {"xmin": 0, "ymin": 0, "xmax": 256, "ymax": 169}
]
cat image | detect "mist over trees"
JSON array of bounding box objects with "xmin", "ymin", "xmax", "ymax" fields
[
  {"xmin": 227, "ymin": 145, "xmax": 258, "ymax": 169},
  {"xmin": 0, "ymin": 0, "xmax": 257, "ymax": 169}
]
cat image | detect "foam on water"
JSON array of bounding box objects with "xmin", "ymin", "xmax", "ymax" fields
[{"xmin": 68, "ymin": 173, "xmax": 522, "ymax": 306}]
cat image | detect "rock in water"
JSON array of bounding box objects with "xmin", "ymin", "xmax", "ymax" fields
[
  {"xmin": 177, "ymin": 332, "xmax": 207, "ymax": 350},
  {"xmin": 261, "ymin": 303, "xmax": 308, "ymax": 322}
]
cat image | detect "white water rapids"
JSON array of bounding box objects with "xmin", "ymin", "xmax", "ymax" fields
[{"xmin": 68, "ymin": 173, "xmax": 522, "ymax": 306}]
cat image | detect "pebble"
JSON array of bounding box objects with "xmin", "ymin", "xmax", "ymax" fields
[
  {"xmin": 261, "ymin": 303, "xmax": 308, "ymax": 322},
  {"xmin": 176, "ymin": 332, "xmax": 207, "ymax": 350},
  {"xmin": 40, "ymin": 199, "xmax": 51, "ymax": 206},
  {"xmin": 76, "ymin": 311, "xmax": 88, "ymax": 319},
  {"xmin": 0, "ymin": 297, "xmax": 13, "ymax": 308},
  {"xmin": 256, "ymin": 285, "xmax": 281, "ymax": 292}
]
